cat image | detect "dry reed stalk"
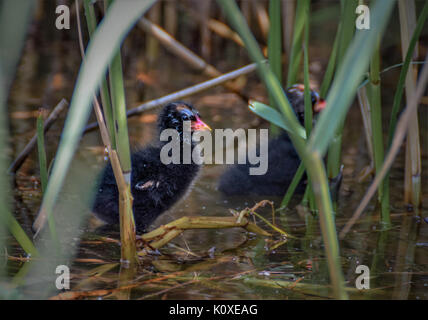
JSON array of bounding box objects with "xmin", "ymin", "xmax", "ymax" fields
[
  {"xmin": 138, "ymin": 18, "xmax": 249, "ymax": 100},
  {"xmin": 180, "ymin": 3, "xmax": 245, "ymax": 47},
  {"xmin": 282, "ymin": 0, "xmax": 295, "ymax": 57},
  {"xmin": 9, "ymin": 99, "xmax": 68, "ymax": 173},
  {"xmin": 398, "ymin": 0, "xmax": 422, "ymax": 208},
  {"xmin": 199, "ymin": 0, "xmax": 212, "ymax": 60},
  {"xmin": 83, "ymin": 62, "xmax": 258, "ymax": 133},
  {"xmin": 146, "ymin": 1, "xmax": 161, "ymax": 64},
  {"xmin": 251, "ymin": 0, "xmax": 269, "ymax": 40},
  {"xmin": 138, "ymin": 216, "xmax": 271, "ymax": 256},
  {"xmin": 164, "ymin": 0, "xmax": 177, "ymax": 36},
  {"xmin": 357, "ymin": 87, "xmax": 374, "ymax": 168}
]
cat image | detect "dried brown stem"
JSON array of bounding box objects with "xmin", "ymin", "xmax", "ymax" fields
[
  {"xmin": 83, "ymin": 62, "xmax": 258, "ymax": 132},
  {"xmin": 8, "ymin": 99, "xmax": 68, "ymax": 173},
  {"xmin": 137, "ymin": 216, "xmax": 271, "ymax": 256},
  {"xmin": 180, "ymin": 4, "xmax": 244, "ymax": 47},
  {"xmin": 138, "ymin": 18, "xmax": 249, "ymax": 100}
]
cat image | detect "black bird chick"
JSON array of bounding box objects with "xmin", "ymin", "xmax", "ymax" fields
[
  {"xmin": 92, "ymin": 102, "xmax": 211, "ymax": 233},
  {"xmin": 218, "ymin": 84, "xmax": 327, "ymax": 197}
]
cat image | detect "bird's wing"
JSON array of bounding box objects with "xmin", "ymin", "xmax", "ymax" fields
[{"xmin": 134, "ymin": 180, "xmax": 158, "ymax": 191}]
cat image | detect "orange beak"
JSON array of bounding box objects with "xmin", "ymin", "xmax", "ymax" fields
[
  {"xmin": 295, "ymin": 84, "xmax": 305, "ymax": 91},
  {"xmin": 314, "ymin": 99, "xmax": 326, "ymax": 113},
  {"xmin": 191, "ymin": 115, "xmax": 211, "ymax": 131}
]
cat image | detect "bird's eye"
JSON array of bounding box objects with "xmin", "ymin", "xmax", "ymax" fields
[
  {"xmin": 182, "ymin": 114, "xmax": 189, "ymax": 121},
  {"xmin": 311, "ymin": 96, "xmax": 317, "ymax": 105},
  {"xmin": 311, "ymin": 91, "xmax": 319, "ymax": 105}
]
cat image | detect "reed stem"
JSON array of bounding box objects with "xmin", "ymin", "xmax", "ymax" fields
[
  {"xmin": 326, "ymin": 0, "xmax": 357, "ymax": 180},
  {"xmin": 340, "ymin": 52, "xmax": 428, "ymax": 238},
  {"xmin": 217, "ymin": 0, "xmax": 348, "ymax": 299},
  {"xmin": 268, "ymin": 0, "xmax": 282, "ymax": 88},
  {"xmin": 369, "ymin": 39, "xmax": 390, "ymax": 226},
  {"xmin": 105, "ymin": 0, "xmax": 136, "ymax": 264},
  {"xmin": 37, "ymin": 112, "xmax": 59, "ymax": 241},
  {"xmin": 36, "ymin": 113, "xmax": 48, "ymax": 194},
  {"xmin": 280, "ymin": 162, "xmax": 305, "ymax": 209},
  {"xmin": 398, "ymin": 0, "xmax": 422, "ymax": 208},
  {"xmin": 302, "ymin": 6, "xmax": 316, "ymax": 211},
  {"xmin": 286, "ymin": 0, "xmax": 308, "ymax": 86},
  {"xmin": 0, "ymin": 0, "xmax": 38, "ymax": 258},
  {"xmin": 83, "ymin": 0, "xmax": 116, "ymax": 148},
  {"xmin": 267, "ymin": 0, "xmax": 283, "ymax": 134},
  {"xmin": 9, "ymin": 99, "xmax": 68, "ymax": 173}
]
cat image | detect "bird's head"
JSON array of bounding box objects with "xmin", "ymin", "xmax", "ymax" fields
[
  {"xmin": 158, "ymin": 102, "xmax": 211, "ymax": 136},
  {"xmin": 285, "ymin": 84, "xmax": 326, "ymax": 125}
]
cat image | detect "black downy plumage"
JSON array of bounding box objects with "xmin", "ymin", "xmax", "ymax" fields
[
  {"xmin": 218, "ymin": 84, "xmax": 329, "ymax": 197},
  {"xmin": 92, "ymin": 102, "xmax": 211, "ymax": 232}
]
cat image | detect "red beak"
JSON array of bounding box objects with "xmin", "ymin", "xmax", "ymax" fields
[
  {"xmin": 295, "ymin": 84, "xmax": 305, "ymax": 91},
  {"xmin": 191, "ymin": 115, "xmax": 211, "ymax": 131},
  {"xmin": 314, "ymin": 99, "xmax": 326, "ymax": 113}
]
